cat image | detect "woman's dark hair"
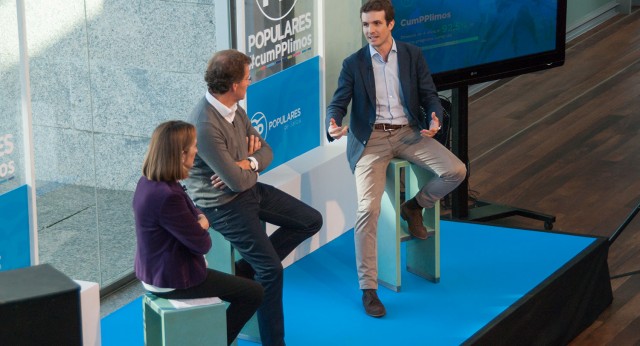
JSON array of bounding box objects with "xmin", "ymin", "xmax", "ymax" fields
[{"xmin": 142, "ymin": 121, "xmax": 195, "ymax": 181}]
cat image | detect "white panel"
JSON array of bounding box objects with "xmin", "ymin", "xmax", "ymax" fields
[
  {"xmin": 75, "ymin": 280, "xmax": 101, "ymax": 346},
  {"xmin": 259, "ymin": 140, "xmax": 357, "ymax": 267}
]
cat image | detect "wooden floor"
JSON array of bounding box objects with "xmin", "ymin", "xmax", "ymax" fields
[{"xmin": 455, "ymin": 7, "xmax": 640, "ymax": 345}]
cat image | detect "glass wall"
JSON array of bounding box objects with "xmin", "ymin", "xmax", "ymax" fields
[
  {"xmin": 0, "ymin": 0, "xmax": 32, "ymax": 272},
  {"xmin": 0, "ymin": 0, "xmax": 224, "ymax": 288},
  {"xmin": 0, "ymin": 1, "xmax": 24, "ymax": 195}
]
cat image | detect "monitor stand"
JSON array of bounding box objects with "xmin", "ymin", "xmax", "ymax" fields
[{"xmin": 447, "ymin": 85, "xmax": 556, "ymax": 230}]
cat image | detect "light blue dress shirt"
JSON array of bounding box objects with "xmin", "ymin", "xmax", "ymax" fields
[{"xmin": 369, "ymin": 40, "xmax": 409, "ymax": 125}]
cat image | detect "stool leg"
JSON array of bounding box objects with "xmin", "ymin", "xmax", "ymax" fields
[
  {"xmin": 206, "ymin": 229, "xmax": 236, "ymax": 274},
  {"xmin": 405, "ymin": 164, "xmax": 441, "ymax": 283},
  {"xmin": 143, "ymin": 297, "xmax": 162, "ymax": 346},
  {"xmin": 378, "ymin": 161, "xmax": 406, "ymax": 292},
  {"xmin": 206, "ymin": 228, "xmax": 261, "ymax": 343}
]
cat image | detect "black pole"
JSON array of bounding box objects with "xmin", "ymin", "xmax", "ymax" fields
[
  {"xmin": 451, "ymin": 86, "xmax": 469, "ymax": 219},
  {"xmin": 609, "ymin": 199, "xmax": 640, "ymax": 245}
]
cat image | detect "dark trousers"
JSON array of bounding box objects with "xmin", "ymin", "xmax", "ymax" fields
[
  {"xmin": 202, "ymin": 182, "xmax": 323, "ymax": 346},
  {"xmin": 154, "ymin": 269, "xmax": 264, "ymax": 345}
]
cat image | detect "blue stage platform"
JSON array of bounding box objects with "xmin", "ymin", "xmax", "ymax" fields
[{"xmin": 102, "ymin": 220, "xmax": 611, "ymax": 345}]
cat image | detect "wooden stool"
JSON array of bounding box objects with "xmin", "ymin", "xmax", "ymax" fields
[
  {"xmin": 142, "ymin": 293, "xmax": 228, "ymax": 346},
  {"xmin": 377, "ymin": 158, "xmax": 441, "ymax": 292},
  {"xmin": 206, "ymin": 230, "xmax": 261, "ymax": 343}
]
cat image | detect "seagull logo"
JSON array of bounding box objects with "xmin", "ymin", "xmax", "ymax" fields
[
  {"xmin": 251, "ymin": 112, "xmax": 269, "ymax": 139},
  {"xmin": 255, "ymin": 0, "xmax": 298, "ymax": 21}
]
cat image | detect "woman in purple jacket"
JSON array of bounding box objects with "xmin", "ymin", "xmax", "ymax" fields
[{"xmin": 133, "ymin": 120, "xmax": 263, "ymax": 345}]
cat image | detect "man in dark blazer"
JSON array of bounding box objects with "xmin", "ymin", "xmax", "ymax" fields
[{"xmin": 326, "ymin": 0, "xmax": 466, "ymax": 318}]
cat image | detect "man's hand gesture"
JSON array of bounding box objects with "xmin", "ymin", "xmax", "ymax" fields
[
  {"xmin": 420, "ymin": 112, "xmax": 440, "ymax": 138},
  {"xmin": 329, "ymin": 118, "xmax": 349, "ymax": 140}
]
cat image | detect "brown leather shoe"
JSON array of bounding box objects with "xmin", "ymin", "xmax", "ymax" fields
[
  {"xmin": 400, "ymin": 198, "xmax": 428, "ymax": 239},
  {"xmin": 362, "ymin": 289, "xmax": 386, "ymax": 317}
]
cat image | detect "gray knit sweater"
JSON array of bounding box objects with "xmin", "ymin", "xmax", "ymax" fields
[{"xmin": 183, "ymin": 97, "xmax": 273, "ymax": 208}]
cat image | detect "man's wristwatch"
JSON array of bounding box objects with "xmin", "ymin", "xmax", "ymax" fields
[{"xmin": 248, "ymin": 159, "xmax": 257, "ymax": 171}]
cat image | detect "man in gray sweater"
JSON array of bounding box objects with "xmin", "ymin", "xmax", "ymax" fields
[{"xmin": 183, "ymin": 49, "xmax": 323, "ymax": 346}]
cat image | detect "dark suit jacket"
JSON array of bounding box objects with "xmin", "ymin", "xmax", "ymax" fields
[
  {"xmin": 326, "ymin": 41, "xmax": 443, "ymax": 172},
  {"xmin": 133, "ymin": 176, "xmax": 212, "ymax": 289}
]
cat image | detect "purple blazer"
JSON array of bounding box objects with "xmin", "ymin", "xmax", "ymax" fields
[{"xmin": 133, "ymin": 176, "xmax": 212, "ymax": 289}]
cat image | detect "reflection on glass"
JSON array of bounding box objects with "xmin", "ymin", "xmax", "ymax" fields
[
  {"xmin": 0, "ymin": 1, "xmax": 23, "ymax": 195},
  {"xmin": 11, "ymin": 0, "xmax": 221, "ymax": 288}
]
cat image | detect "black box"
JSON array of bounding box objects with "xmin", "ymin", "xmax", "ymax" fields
[{"xmin": 0, "ymin": 263, "xmax": 82, "ymax": 345}]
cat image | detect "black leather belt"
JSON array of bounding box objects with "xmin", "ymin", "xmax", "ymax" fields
[{"xmin": 373, "ymin": 123, "xmax": 406, "ymax": 131}]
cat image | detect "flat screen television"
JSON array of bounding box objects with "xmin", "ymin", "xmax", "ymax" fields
[{"xmin": 391, "ymin": 0, "xmax": 567, "ymax": 90}]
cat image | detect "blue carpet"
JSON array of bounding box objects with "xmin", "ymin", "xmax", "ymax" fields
[{"xmin": 101, "ymin": 221, "xmax": 595, "ymax": 345}]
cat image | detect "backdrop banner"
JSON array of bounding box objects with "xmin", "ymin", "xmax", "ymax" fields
[
  {"xmin": 247, "ymin": 56, "xmax": 320, "ymax": 171},
  {"xmin": 0, "ymin": 184, "xmax": 31, "ymax": 271},
  {"xmin": 243, "ymin": 0, "xmax": 317, "ymax": 82}
]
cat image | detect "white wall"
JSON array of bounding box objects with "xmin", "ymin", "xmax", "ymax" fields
[
  {"xmin": 260, "ymin": 140, "xmax": 357, "ymax": 267},
  {"xmin": 322, "ymin": 2, "xmax": 364, "ymax": 135}
]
